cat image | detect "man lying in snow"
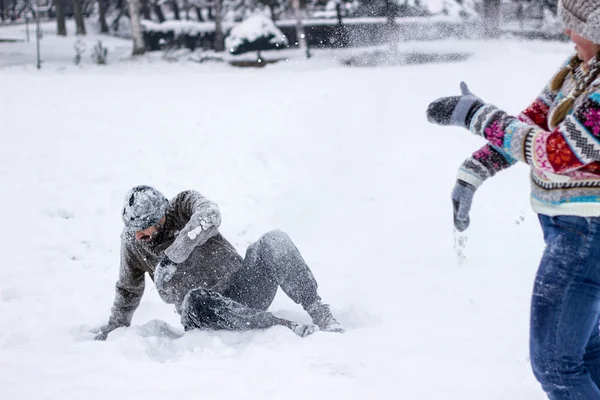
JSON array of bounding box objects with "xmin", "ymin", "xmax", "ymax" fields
[{"xmin": 93, "ymin": 185, "xmax": 343, "ymax": 340}]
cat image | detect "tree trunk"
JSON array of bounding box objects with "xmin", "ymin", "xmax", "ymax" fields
[
  {"xmin": 16, "ymin": 2, "xmax": 27, "ymax": 18},
  {"xmin": 154, "ymin": 3, "xmax": 166, "ymax": 22},
  {"xmin": 83, "ymin": 1, "xmax": 95, "ymax": 16},
  {"xmin": 72, "ymin": 0, "xmax": 87, "ymax": 35},
  {"xmin": 292, "ymin": 0, "xmax": 309, "ymax": 58},
  {"xmin": 194, "ymin": 6, "xmax": 203, "ymax": 21},
  {"xmin": 213, "ymin": 0, "xmax": 224, "ymax": 51},
  {"xmin": 111, "ymin": 0, "xmax": 122, "ymax": 31},
  {"xmin": 56, "ymin": 0, "xmax": 67, "ymax": 36},
  {"xmin": 112, "ymin": 11, "xmax": 122, "ymax": 31},
  {"xmin": 141, "ymin": 0, "xmax": 151, "ymax": 20},
  {"xmin": 128, "ymin": 0, "xmax": 145, "ymax": 55},
  {"xmin": 336, "ymin": 1, "xmax": 342, "ymax": 25},
  {"xmin": 98, "ymin": 0, "xmax": 109, "ymax": 33},
  {"xmin": 171, "ymin": 0, "xmax": 180, "ymax": 20},
  {"xmin": 208, "ymin": 5, "xmax": 213, "ymax": 20}
]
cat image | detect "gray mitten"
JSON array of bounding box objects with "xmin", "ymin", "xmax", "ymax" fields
[
  {"xmin": 427, "ymin": 82, "xmax": 484, "ymax": 128},
  {"xmin": 451, "ymin": 180, "xmax": 476, "ymax": 232},
  {"xmin": 91, "ymin": 323, "xmax": 118, "ymax": 341},
  {"xmin": 155, "ymin": 257, "xmax": 178, "ymax": 302},
  {"xmin": 165, "ymin": 204, "xmax": 221, "ymax": 264}
]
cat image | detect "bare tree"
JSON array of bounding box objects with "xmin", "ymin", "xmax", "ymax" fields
[
  {"xmin": 83, "ymin": 0, "xmax": 95, "ymax": 15},
  {"xmin": 72, "ymin": 0, "xmax": 87, "ymax": 35},
  {"xmin": 55, "ymin": 0, "xmax": 67, "ymax": 36},
  {"xmin": 141, "ymin": 0, "xmax": 151, "ymax": 19},
  {"xmin": 98, "ymin": 0, "xmax": 109, "ymax": 33},
  {"xmin": 128, "ymin": 0, "xmax": 146, "ymax": 55},
  {"xmin": 170, "ymin": 0, "xmax": 180, "ymax": 19},
  {"xmin": 191, "ymin": 0, "xmax": 224, "ymax": 51},
  {"xmin": 194, "ymin": 5, "xmax": 203, "ymax": 20},
  {"xmin": 214, "ymin": 0, "xmax": 223, "ymax": 51},
  {"xmin": 191, "ymin": 0, "xmax": 244, "ymax": 51},
  {"xmin": 151, "ymin": 0, "xmax": 166, "ymax": 22},
  {"xmin": 111, "ymin": 0, "xmax": 126, "ymax": 31},
  {"xmin": 183, "ymin": 0, "xmax": 190, "ymax": 19},
  {"xmin": 257, "ymin": 0, "xmax": 289, "ymax": 21}
]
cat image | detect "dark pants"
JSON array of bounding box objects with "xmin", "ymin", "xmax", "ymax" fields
[
  {"xmin": 180, "ymin": 230, "xmax": 320, "ymax": 331},
  {"xmin": 531, "ymin": 215, "xmax": 600, "ymax": 399}
]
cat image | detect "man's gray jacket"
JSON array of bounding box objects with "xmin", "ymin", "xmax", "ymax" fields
[{"xmin": 106, "ymin": 190, "xmax": 243, "ymax": 330}]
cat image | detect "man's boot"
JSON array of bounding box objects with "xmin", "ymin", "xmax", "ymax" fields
[{"xmin": 305, "ymin": 300, "xmax": 344, "ymax": 333}]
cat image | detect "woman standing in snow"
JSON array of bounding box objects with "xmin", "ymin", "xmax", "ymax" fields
[{"xmin": 427, "ymin": 1, "xmax": 600, "ymax": 398}]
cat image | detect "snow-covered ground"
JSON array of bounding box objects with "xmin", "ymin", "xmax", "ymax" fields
[{"xmin": 0, "ymin": 19, "xmax": 575, "ymax": 400}]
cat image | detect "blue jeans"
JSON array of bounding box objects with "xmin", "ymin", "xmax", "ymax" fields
[{"xmin": 531, "ymin": 215, "xmax": 600, "ymax": 399}]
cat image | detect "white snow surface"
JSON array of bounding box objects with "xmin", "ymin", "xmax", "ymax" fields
[
  {"xmin": 225, "ymin": 15, "xmax": 288, "ymax": 52},
  {"xmin": 0, "ymin": 20, "xmax": 576, "ymax": 400}
]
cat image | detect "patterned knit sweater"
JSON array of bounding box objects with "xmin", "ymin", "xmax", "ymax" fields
[{"xmin": 457, "ymin": 55, "xmax": 600, "ymax": 217}]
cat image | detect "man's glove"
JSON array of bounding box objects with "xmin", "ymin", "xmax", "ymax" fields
[
  {"xmin": 155, "ymin": 257, "xmax": 177, "ymax": 289},
  {"xmin": 427, "ymin": 82, "xmax": 484, "ymax": 129},
  {"xmin": 451, "ymin": 180, "xmax": 476, "ymax": 232},
  {"xmin": 91, "ymin": 323, "xmax": 118, "ymax": 341},
  {"xmin": 155, "ymin": 257, "xmax": 178, "ymax": 302}
]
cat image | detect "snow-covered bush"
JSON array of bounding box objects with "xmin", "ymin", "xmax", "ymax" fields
[
  {"xmin": 92, "ymin": 41, "xmax": 108, "ymax": 65},
  {"xmin": 73, "ymin": 40, "xmax": 86, "ymax": 66},
  {"xmin": 225, "ymin": 15, "xmax": 288, "ymax": 61}
]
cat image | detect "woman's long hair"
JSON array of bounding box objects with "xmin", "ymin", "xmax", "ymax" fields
[{"xmin": 549, "ymin": 52, "xmax": 600, "ymax": 129}]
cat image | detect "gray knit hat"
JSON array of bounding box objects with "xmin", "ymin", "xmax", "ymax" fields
[
  {"xmin": 122, "ymin": 185, "xmax": 168, "ymax": 231},
  {"xmin": 559, "ymin": 0, "xmax": 600, "ymax": 44}
]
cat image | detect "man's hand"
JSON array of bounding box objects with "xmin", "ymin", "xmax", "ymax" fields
[
  {"xmin": 452, "ymin": 180, "xmax": 477, "ymax": 232},
  {"xmin": 155, "ymin": 257, "xmax": 177, "ymax": 291},
  {"xmin": 427, "ymin": 82, "xmax": 484, "ymax": 129},
  {"xmin": 91, "ymin": 324, "xmax": 116, "ymax": 341}
]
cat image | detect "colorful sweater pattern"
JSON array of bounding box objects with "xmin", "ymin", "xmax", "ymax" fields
[{"xmin": 457, "ymin": 56, "xmax": 600, "ymax": 217}]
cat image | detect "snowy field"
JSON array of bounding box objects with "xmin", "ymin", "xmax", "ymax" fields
[{"xmin": 0, "ymin": 20, "xmax": 574, "ymax": 400}]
